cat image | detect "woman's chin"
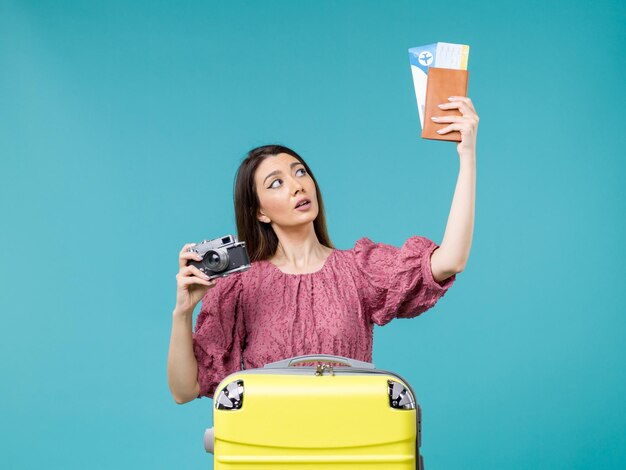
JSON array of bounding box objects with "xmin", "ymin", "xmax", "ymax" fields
[{"xmin": 280, "ymin": 212, "xmax": 318, "ymax": 228}]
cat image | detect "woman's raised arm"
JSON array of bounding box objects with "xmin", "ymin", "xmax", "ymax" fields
[{"xmin": 429, "ymin": 96, "xmax": 479, "ymax": 281}]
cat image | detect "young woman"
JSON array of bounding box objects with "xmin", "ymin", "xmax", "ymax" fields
[{"xmin": 168, "ymin": 97, "xmax": 479, "ymax": 404}]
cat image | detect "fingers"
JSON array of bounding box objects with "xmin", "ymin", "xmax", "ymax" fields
[
  {"xmin": 179, "ymin": 276, "xmax": 216, "ymax": 288},
  {"xmin": 179, "ymin": 264, "xmax": 211, "ymax": 280},
  {"xmin": 179, "ymin": 242, "xmax": 203, "ymax": 268},
  {"xmin": 433, "ymin": 97, "xmax": 479, "ymax": 152},
  {"xmin": 438, "ymin": 96, "xmax": 478, "ymax": 117},
  {"xmin": 435, "ymin": 122, "xmax": 471, "ymax": 135},
  {"xmin": 437, "ymin": 101, "xmax": 473, "ymax": 117},
  {"xmin": 448, "ymin": 96, "xmax": 476, "ymax": 111},
  {"xmin": 431, "ymin": 115, "xmax": 465, "ymax": 124},
  {"xmin": 176, "ymin": 266, "xmax": 216, "ymax": 288},
  {"xmin": 179, "ymin": 242, "xmax": 197, "ymax": 255},
  {"xmin": 431, "ymin": 100, "xmax": 479, "ymax": 136},
  {"xmin": 177, "ymin": 245, "xmax": 212, "ymax": 283},
  {"xmin": 431, "ymin": 115, "xmax": 477, "ymax": 134}
]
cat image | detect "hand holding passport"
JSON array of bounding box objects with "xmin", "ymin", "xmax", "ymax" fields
[{"xmin": 408, "ymin": 42, "xmax": 470, "ymax": 142}]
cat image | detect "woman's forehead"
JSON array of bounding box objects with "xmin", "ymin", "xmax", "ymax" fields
[{"xmin": 255, "ymin": 153, "xmax": 300, "ymax": 177}]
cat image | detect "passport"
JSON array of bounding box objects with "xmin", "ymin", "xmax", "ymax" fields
[{"xmin": 422, "ymin": 67, "xmax": 469, "ymax": 142}]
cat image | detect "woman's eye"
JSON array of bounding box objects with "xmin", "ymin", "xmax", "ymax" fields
[{"xmin": 268, "ymin": 169, "xmax": 305, "ymax": 189}]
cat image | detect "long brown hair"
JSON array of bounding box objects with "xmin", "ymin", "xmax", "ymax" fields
[{"xmin": 234, "ymin": 144, "xmax": 334, "ymax": 261}]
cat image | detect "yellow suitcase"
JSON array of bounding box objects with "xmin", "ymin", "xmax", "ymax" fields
[{"xmin": 204, "ymin": 354, "xmax": 424, "ymax": 469}]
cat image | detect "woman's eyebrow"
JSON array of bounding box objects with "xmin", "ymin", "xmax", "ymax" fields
[{"xmin": 263, "ymin": 162, "xmax": 301, "ymax": 184}]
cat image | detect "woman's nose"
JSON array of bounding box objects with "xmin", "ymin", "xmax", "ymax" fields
[{"xmin": 291, "ymin": 180, "xmax": 304, "ymax": 195}]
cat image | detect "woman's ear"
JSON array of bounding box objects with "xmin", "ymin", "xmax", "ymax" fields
[{"xmin": 257, "ymin": 210, "xmax": 271, "ymax": 224}]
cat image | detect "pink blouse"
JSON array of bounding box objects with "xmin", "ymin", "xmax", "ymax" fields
[{"xmin": 192, "ymin": 236, "xmax": 457, "ymax": 399}]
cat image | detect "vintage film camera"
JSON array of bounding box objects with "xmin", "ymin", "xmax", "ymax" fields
[{"xmin": 186, "ymin": 235, "xmax": 251, "ymax": 280}]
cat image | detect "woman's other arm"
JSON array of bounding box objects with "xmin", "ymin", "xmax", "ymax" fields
[
  {"xmin": 168, "ymin": 308, "xmax": 201, "ymax": 404},
  {"xmin": 168, "ymin": 243, "xmax": 215, "ymax": 404},
  {"xmin": 429, "ymin": 96, "xmax": 479, "ymax": 282}
]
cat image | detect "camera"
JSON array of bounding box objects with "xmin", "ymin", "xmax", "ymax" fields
[{"xmin": 187, "ymin": 235, "xmax": 251, "ymax": 280}]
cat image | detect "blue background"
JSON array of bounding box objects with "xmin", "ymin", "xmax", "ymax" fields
[{"xmin": 1, "ymin": 0, "xmax": 625, "ymax": 468}]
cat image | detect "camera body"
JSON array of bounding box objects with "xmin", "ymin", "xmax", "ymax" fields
[{"xmin": 187, "ymin": 235, "xmax": 251, "ymax": 280}]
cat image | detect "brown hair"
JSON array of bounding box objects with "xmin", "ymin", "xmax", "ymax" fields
[{"xmin": 234, "ymin": 144, "xmax": 334, "ymax": 261}]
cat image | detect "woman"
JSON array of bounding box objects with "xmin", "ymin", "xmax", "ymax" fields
[{"xmin": 168, "ymin": 96, "xmax": 478, "ymax": 404}]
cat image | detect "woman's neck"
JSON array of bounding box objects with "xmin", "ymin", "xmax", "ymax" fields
[{"xmin": 269, "ymin": 223, "xmax": 332, "ymax": 271}]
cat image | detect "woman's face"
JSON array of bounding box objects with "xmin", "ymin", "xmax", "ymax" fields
[{"xmin": 254, "ymin": 153, "xmax": 319, "ymax": 228}]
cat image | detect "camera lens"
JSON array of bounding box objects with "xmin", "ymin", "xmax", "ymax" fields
[{"xmin": 204, "ymin": 249, "xmax": 229, "ymax": 272}]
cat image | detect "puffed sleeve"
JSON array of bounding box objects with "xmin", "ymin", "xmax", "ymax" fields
[
  {"xmin": 354, "ymin": 236, "xmax": 456, "ymax": 326},
  {"xmin": 192, "ymin": 273, "xmax": 245, "ymax": 399}
]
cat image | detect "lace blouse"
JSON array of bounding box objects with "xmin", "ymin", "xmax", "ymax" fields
[{"xmin": 192, "ymin": 235, "xmax": 456, "ymax": 399}]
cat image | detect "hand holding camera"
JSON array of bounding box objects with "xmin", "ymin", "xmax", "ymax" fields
[
  {"xmin": 175, "ymin": 243, "xmax": 217, "ymax": 314},
  {"xmin": 174, "ymin": 235, "xmax": 251, "ymax": 314}
]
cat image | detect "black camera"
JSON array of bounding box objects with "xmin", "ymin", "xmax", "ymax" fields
[{"xmin": 187, "ymin": 235, "xmax": 251, "ymax": 280}]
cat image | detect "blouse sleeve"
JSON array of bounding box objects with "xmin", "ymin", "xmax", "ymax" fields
[
  {"xmin": 354, "ymin": 236, "xmax": 456, "ymax": 326},
  {"xmin": 192, "ymin": 273, "xmax": 245, "ymax": 399}
]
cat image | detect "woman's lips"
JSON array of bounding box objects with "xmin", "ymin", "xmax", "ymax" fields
[{"xmin": 294, "ymin": 201, "xmax": 312, "ymax": 211}]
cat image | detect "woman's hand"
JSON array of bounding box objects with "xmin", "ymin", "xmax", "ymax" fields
[
  {"xmin": 175, "ymin": 243, "xmax": 216, "ymax": 314},
  {"xmin": 432, "ymin": 96, "xmax": 479, "ymax": 157}
]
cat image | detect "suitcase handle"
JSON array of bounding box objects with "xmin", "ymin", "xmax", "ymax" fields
[{"xmin": 263, "ymin": 354, "xmax": 376, "ymax": 369}]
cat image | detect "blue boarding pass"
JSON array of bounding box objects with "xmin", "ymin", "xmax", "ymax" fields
[{"xmin": 408, "ymin": 42, "xmax": 470, "ymax": 130}]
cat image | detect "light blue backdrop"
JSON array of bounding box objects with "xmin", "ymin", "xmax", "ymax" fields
[{"xmin": 1, "ymin": 0, "xmax": 625, "ymax": 468}]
